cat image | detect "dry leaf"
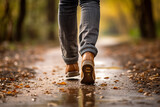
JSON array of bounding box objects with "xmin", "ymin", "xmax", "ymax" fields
[
  {"xmin": 96, "ymin": 77, "xmax": 101, "ymax": 79},
  {"xmin": 138, "ymin": 88, "xmax": 143, "ymax": 93},
  {"xmin": 19, "ymin": 83, "xmax": 23, "ymax": 86},
  {"xmin": 25, "ymin": 85, "xmax": 30, "ymax": 88},
  {"xmin": 52, "ymin": 81, "xmax": 56, "ymax": 84},
  {"xmin": 113, "ymin": 87, "xmax": 119, "ymax": 89},
  {"xmin": 44, "ymin": 90, "xmax": 52, "ymax": 94},
  {"xmin": 59, "ymin": 88, "xmax": 67, "ymax": 92},
  {"xmin": 52, "ymin": 69, "xmax": 56, "ymax": 72},
  {"xmin": 114, "ymin": 80, "xmax": 119, "ymax": 83},
  {"xmin": 43, "ymin": 72, "xmax": 47, "ymax": 74},
  {"xmin": 100, "ymin": 83, "xmax": 107, "ymax": 87},
  {"xmin": 57, "ymin": 82, "xmax": 67, "ymax": 85},
  {"xmin": 104, "ymin": 77, "xmax": 109, "ymax": 79}
]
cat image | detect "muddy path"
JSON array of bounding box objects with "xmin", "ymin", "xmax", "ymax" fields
[{"xmin": 1, "ymin": 38, "xmax": 160, "ymax": 107}]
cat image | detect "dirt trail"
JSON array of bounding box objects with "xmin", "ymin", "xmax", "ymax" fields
[{"xmin": 1, "ymin": 37, "xmax": 160, "ymax": 107}]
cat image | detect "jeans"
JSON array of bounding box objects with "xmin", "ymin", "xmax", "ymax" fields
[{"xmin": 58, "ymin": 0, "xmax": 100, "ymax": 64}]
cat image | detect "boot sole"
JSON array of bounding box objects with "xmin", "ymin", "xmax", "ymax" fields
[
  {"xmin": 66, "ymin": 71, "xmax": 80, "ymax": 77},
  {"xmin": 81, "ymin": 60, "xmax": 95, "ymax": 84}
]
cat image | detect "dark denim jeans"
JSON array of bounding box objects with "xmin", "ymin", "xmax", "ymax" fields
[{"xmin": 58, "ymin": 0, "xmax": 100, "ymax": 64}]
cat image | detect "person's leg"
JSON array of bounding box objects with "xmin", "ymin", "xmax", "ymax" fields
[
  {"xmin": 79, "ymin": 0, "xmax": 100, "ymax": 84},
  {"xmin": 58, "ymin": 0, "xmax": 78, "ymax": 65},
  {"xmin": 58, "ymin": 0, "xmax": 80, "ymax": 77},
  {"xmin": 79, "ymin": 0, "xmax": 100, "ymax": 57}
]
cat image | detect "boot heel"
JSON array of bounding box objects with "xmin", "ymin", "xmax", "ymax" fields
[{"xmin": 81, "ymin": 60, "xmax": 95, "ymax": 84}]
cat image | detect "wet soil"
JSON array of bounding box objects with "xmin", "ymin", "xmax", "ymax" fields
[{"xmin": 0, "ymin": 38, "xmax": 160, "ymax": 107}]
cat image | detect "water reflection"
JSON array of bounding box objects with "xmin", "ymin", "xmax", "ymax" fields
[
  {"xmin": 48, "ymin": 86, "xmax": 95, "ymax": 107},
  {"xmin": 78, "ymin": 87, "xmax": 95, "ymax": 107}
]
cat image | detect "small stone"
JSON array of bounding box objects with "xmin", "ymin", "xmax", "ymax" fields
[
  {"xmin": 32, "ymin": 98, "xmax": 36, "ymax": 102},
  {"xmin": 48, "ymin": 102, "xmax": 58, "ymax": 106},
  {"xmin": 77, "ymin": 96, "xmax": 81, "ymax": 98},
  {"xmin": 143, "ymin": 92, "xmax": 151, "ymax": 96},
  {"xmin": 100, "ymin": 96, "xmax": 104, "ymax": 99},
  {"xmin": 85, "ymin": 101, "xmax": 92, "ymax": 105},
  {"xmin": 86, "ymin": 93, "xmax": 92, "ymax": 97},
  {"xmin": 127, "ymin": 70, "xmax": 132, "ymax": 73}
]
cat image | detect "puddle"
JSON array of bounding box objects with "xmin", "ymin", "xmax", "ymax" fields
[{"xmin": 46, "ymin": 87, "xmax": 96, "ymax": 107}]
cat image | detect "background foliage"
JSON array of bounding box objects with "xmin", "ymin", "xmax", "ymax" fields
[{"xmin": 0, "ymin": 0, "xmax": 160, "ymax": 44}]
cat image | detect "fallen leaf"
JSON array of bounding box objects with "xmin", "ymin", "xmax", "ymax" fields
[
  {"xmin": 59, "ymin": 88, "xmax": 67, "ymax": 92},
  {"xmin": 96, "ymin": 77, "xmax": 101, "ymax": 79},
  {"xmin": 52, "ymin": 69, "xmax": 56, "ymax": 72},
  {"xmin": 100, "ymin": 83, "xmax": 107, "ymax": 87},
  {"xmin": 25, "ymin": 85, "xmax": 30, "ymax": 88},
  {"xmin": 19, "ymin": 83, "xmax": 23, "ymax": 86},
  {"xmin": 113, "ymin": 87, "xmax": 119, "ymax": 89},
  {"xmin": 14, "ymin": 85, "xmax": 22, "ymax": 89},
  {"xmin": 44, "ymin": 90, "xmax": 52, "ymax": 94},
  {"xmin": 114, "ymin": 80, "xmax": 119, "ymax": 83},
  {"xmin": 52, "ymin": 81, "xmax": 56, "ymax": 84},
  {"xmin": 6, "ymin": 91, "xmax": 12, "ymax": 95},
  {"xmin": 43, "ymin": 72, "xmax": 47, "ymax": 74},
  {"xmin": 57, "ymin": 82, "xmax": 67, "ymax": 85},
  {"xmin": 138, "ymin": 88, "xmax": 143, "ymax": 93},
  {"xmin": 104, "ymin": 77, "xmax": 109, "ymax": 79}
]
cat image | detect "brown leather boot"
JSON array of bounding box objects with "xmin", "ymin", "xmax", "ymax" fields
[
  {"xmin": 65, "ymin": 63, "xmax": 80, "ymax": 77},
  {"xmin": 81, "ymin": 52, "xmax": 95, "ymax": 84}
]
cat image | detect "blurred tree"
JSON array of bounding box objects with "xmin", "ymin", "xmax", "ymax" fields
[
  {"xmin": 16, "ymin": 0, "xmax": 26, "ymax": 41},
  {"xmin": 0, "ymin": 0, "xmax": 13, "ymax": 42},
  {"xmin": 47, "ymin": 0, "xmax": 56, "ymax": 40},
  {"xmin": 133, "ymin": 0, "xmax": 157, "ymax": 39}
]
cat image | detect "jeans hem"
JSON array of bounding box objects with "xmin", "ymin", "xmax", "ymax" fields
[
  {"xmin": 80, "ymin": 45, "xmax": 98, "ymax": 57},
  {"xmin": 62, "ymin": 55, "xmax": 78, "ymax": 64}
]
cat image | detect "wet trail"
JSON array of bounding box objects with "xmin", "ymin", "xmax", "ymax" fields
[{"xmin": 1, "ymin": 38, "xmax": 160, "ymax": 107}]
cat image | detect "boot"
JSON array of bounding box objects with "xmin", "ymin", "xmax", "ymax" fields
[
  {"xmin": 81, "ymin": 52, "xmax": 95, "ymax": 84},
  {"xmin": 65, "ymin": 63, "xmax": 80, "ymax": 77}
]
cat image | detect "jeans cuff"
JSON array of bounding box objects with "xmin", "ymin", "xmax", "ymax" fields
[
  {"xmin": 80, "ymin": 45, "xmax": 98, "ymax": 57},
  {"xmin": 62, "ymin": 55, "xmax": 78, "ymax": 64}
]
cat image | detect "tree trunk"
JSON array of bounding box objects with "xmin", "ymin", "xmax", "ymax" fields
[
  {"xmin": 133, "ymin": 0, "xmax": 156, "ymax": 39},
  {"xmin": 47, "ymin": 0, "xmax": 56, "ymax": 40},
  {"xmin": 0, "ymin": 0, "xmax": 13, "ymax": 42},
  {"xmin": 16, "ymin": 0, "xmax": 26, "ymax": 41}
]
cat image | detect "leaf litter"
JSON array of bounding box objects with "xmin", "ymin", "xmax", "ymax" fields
[
  {"xmin": 0, "ymin": 43, "xmax": 46, "ymax": 102},
  {"xmin": 105, "ymin": 40, "xmax": 160, "ymax": 94}
]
